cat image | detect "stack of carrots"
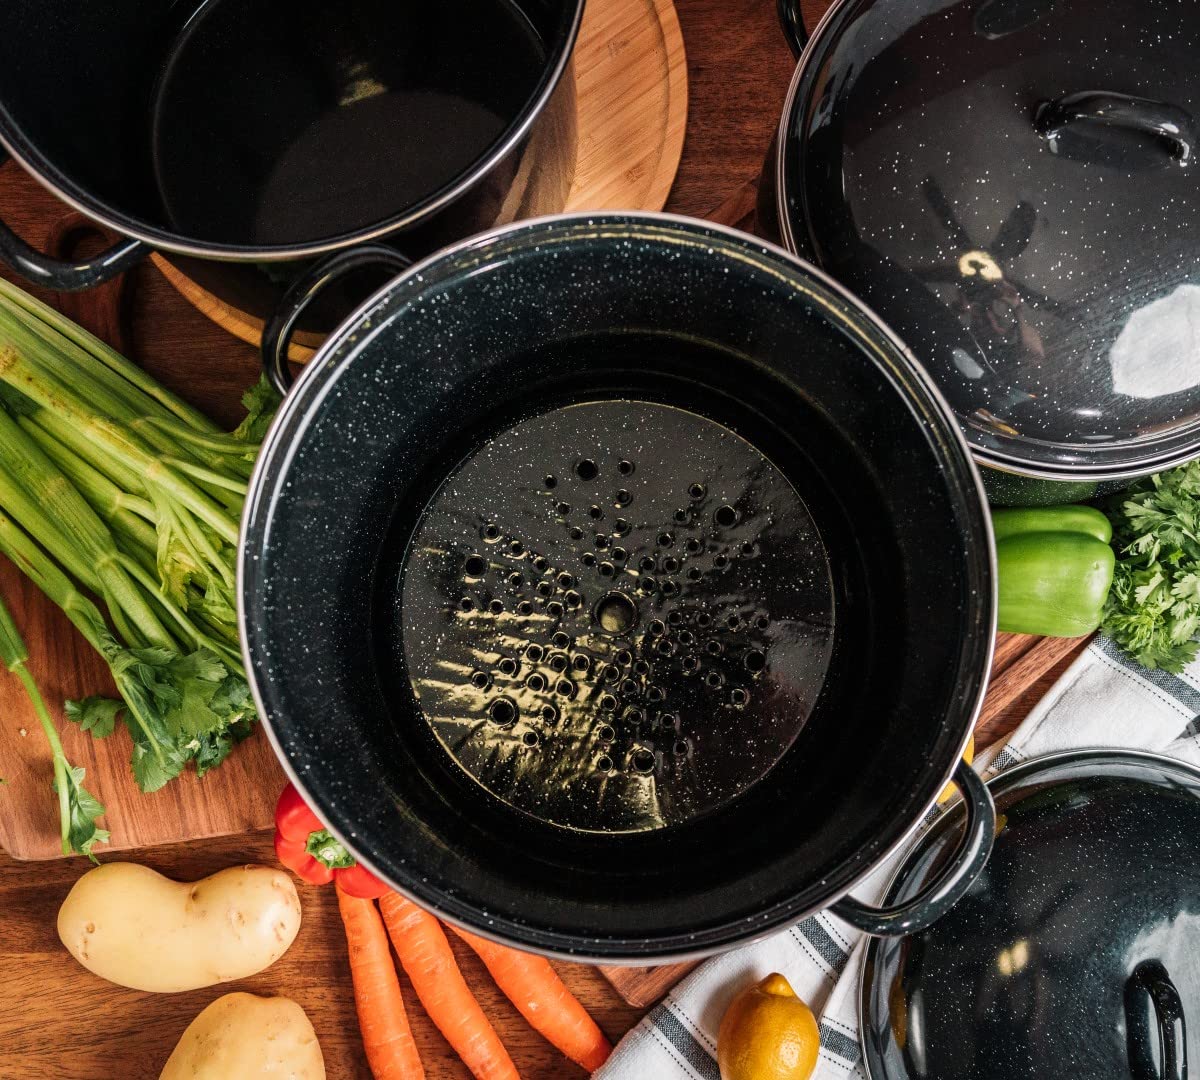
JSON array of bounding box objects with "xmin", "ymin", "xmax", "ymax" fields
[{"xmin": 336, "ymin": 885, "xmax": 613, "ymax": 1079}]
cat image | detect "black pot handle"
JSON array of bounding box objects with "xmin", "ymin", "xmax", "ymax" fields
[
  {"xmin": 261, "ymin": 243, "xmax": 413, "ymax": 396},
  {"xmin": 777, "ymin": 0, "xmax": 810, "ymax": 58},
  {"xmin": 1035, "ymin": 91, "xmax": 1196, "ymax": 166},
  {"xmin": 1127, "ymin": 960, "xmax": 1187, "ymax": 1080},
  {"xmin": 830, "ymin": 761, "xmax": 995, "ymax": 936},
  {"xmin": 0, "ymin": 148, "xmax": 148, "ymax": 290}
]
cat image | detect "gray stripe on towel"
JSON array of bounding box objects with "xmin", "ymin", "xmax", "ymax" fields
[
  {"xmin": 794, "ymin": 916, "xmax": 849, "ymax": 972},
  {"xmin": 647, "ymin": 1004, "xmax": 719, "ymax": 1079},
  {"xmin": 1096, "ymin": 635, "xmax": 1200, "ymax": 713},
  {"xmin": 819, "ymin": 1020, "xmax": 861, "ymax": 1063}
]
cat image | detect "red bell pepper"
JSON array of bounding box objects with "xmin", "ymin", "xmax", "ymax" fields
[{"xmin": 273, "ymin": 782, "xmax": 386, "ymax": 899}]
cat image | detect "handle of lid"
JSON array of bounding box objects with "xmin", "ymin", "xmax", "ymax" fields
[
  {"xmin": 0, "ymin": 148, "xmax": 148, "ymax": 290},
  {"xmin": 830, "ymin": 761, "xmax": 995, "ymax": 937},
  {"xmin": 261, "ymin": 243, "xmax": 413, "ymax": 396},
  {"xmin": 1126, "ymin": 960, "xmax": 1188, "ymax": 1080},
  {"xmin": 776, "ymin": 0, "xmax": 809, "ymax": 58},
  {"xmin": 1035, "ymin": 91, "xmax": 1197, "ymax": 166}
]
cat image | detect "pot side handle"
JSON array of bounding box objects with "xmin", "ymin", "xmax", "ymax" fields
[
  {"xmin": 1035, "ymin": 92, "xmax": 1196, "ymax": 167},
  {"xmin": 830, "ymin": 761, "xmax": 995, "ymax": 937},
  {"xmin": 261, "ymin": 244, "xmax": 413, "ymax": 396},
  {"xmin": 1126, "ymin": 959, "xmax": 1187, "ymax": 1080},
  {"xmin": 0, "ymin": 149, "xmax": 147, "ymax": 290},
  {"xmin": 777, "ymin": 0, "xmax": 810, "ymax": 58}
]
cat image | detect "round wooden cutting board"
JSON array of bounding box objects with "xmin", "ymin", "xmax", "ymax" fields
[{"xmin": 152, "ymin": 0, "xmax": 689, "ymax": 356}]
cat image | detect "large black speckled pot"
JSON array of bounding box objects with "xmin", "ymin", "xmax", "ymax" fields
[
  {"xmin": 763, "ymin": 0, "xmax": 1200, "ymax": 505},
  {"xmin": 863, "ymin": 750, "xmax": 1200, "ymax": 1080},
  {"xmin": 240, "ymin": 213, "xmax": 997, "ymax": 961}
]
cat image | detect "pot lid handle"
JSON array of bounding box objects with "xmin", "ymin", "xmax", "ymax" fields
[
  {"xmin": 1126, "ymin": 959, "xmax": 1188, "ymax": 1080},
  {"xmin": 829, "ymin": 761, "xmax": 995, "ymax": 936},
  {"xmin": 1035, "ymin": 91, "xmax": 1197, "ymax": 167}
]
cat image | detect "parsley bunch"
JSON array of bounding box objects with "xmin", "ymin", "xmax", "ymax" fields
[
  {"xmin": 0, "ymin": 280, "xmax": 276, "ymax": 851},
  {"xmin": 1103, "ymin": 460, "xmax": 1200, "ymax": 673}
]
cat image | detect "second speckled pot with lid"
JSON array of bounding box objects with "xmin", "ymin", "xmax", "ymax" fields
[
  {"xmin": 862, "ymin": 750, "xmax": 1200, "ymax": 1080},
  {"xmin": 762, "ymin": 0, "xmax": 1200, "ymax": 493}
]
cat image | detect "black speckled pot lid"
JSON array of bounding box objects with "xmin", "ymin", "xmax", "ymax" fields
[
  {"xmin": 861, "ymin": 750, "xmax": 1200, "ymax": 1080},
  {"xmin": 779, "ymin": 0, "xmax": 1200, "ymax": 480}
]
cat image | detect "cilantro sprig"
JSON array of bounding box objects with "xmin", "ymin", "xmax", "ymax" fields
[{"xmin": 1103, "ymin": 461, "xmax": 1200, "ymax": 673}]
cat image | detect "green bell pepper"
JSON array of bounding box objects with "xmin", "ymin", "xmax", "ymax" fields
[{"xmin": 992, "ymin": 505, "xmax": 1115, "ymax": 637}]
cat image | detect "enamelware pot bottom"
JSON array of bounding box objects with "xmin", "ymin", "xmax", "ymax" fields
[{"xmin": 241, "ymin": 213, "xmax": 996, "ymax": 960}]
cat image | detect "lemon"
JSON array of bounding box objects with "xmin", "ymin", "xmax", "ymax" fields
[
  {"xmin": 938, "ymin": 735, "xmax": 975, "ymax": 803},
  {"xmin": 717, "ymin": 973, "xmax": 819, "ymax": 1080}
]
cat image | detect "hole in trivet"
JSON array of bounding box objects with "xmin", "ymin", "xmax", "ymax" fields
[
  {"xmin": 575, "ymin": 458, "xmax": 599, "ymax": 481},
  {"xmin": 488, "ymin": 698, "xmax": 517, "ymax": 726},
  {"xmin": 714, "ymin": 504, "xmax": 739, "ymax": 528}
]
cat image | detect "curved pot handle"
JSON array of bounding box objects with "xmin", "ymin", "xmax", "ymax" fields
[
  {"xmin": 830, "ymin": 761, "xmax": 995, "ymax": 936},
  {"xmin": 1035, "ymin": 92, "xmax": 1196, "ymax": 166},
  {"xmin": 261, "ymin": 243, "xmax": 413, "ymax": 396},
  {"xmin": 777, "ymin": 0, "xmax": 810, "ymax": 58},
  {"xmin": 0, "ymin": 148, "xmax": 148, "ymax": 290},
  {"xmin": 1126, "ymin": 960, "xmax": 1187, "ymax": 1080}
]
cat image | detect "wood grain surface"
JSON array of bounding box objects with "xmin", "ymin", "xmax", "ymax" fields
[{"xmin": 0, "ymin": 0, "xmax": 1094, "ymax": 1075}]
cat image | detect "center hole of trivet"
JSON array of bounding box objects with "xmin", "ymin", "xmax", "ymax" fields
[{"xmin": 594, "ymin": 591, "xmax": 638, "ymax": 635}]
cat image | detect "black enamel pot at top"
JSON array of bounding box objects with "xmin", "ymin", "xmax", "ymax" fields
[
  {"xmin": 762, "ymin": 0, "xmax": 1200, "ymax": 499},
  {"xmin": 0, "ymin": 0, "xmax": 580, "ymax": 318},
  {"xmin": 240, "ymin": 214, "xmax": 997, "ymax": 960}
]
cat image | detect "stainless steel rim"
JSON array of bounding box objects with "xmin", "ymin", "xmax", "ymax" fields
[
  {"xmin": 238, "ymin": 209, "xmax": 997, "ymax": 962},
  {"xmin": 0, "ymin": 0, "xmax": 584, "ymax": 263},
  {"xmin": 856, "ymin": 746, "xmax": 1200, "ymax": 1078}
]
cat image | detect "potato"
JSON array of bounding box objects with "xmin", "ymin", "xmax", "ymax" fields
[
  {"xmin": 160, "ymin": 993, "xmax": 325, "ymax": 1079},
  {"xmin": 57, "ymin": 862, "xmax": 301, "ymax": 992}
]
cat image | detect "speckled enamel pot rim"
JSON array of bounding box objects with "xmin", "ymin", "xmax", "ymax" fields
[
  {"xmin": 0, "ymin": 1, "xmax": 584, "ymax": 262},
  {"xmin": 857, "ymin": 747, "xmax": 1200, "ymax": 1079},
  {"xmin": 238, "ymin": 211, "xmax": 998, "ymax": 962},
  {"xmin": 771, "ymin": 1, "xmax": 1200, "ymax": 485}
]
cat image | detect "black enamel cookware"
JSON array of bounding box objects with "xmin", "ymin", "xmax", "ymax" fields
[
  {"xmin": 762, "ymin": 0, "xmax": 1200, "ymax": 504},
  {"xmin": 0, "ymin": 0, "xmax": 581, "ymax": 321},
  {"xmin": 240, "ymin": 213, "xmax": 997, "ymax": 961},
  {"xmin": 863, "ymin": 750, "xmax": 1200, "ymax": 1080}
]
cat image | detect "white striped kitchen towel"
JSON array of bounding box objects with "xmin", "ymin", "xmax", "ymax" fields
[{"xmin": 597, "ymin": 635, "xmax": 1200, "ymax": 1079}]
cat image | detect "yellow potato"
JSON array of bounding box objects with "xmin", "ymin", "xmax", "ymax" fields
[
  {"xmin": 57, "ymin": 862, "xmax": 301, "ymax": 992},
  {"xmin": 160, "ymin": 993, "xmax": 325, "ymax": 1079}
]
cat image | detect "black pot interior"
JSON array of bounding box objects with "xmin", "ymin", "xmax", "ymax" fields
[
  {"xmin": 0, "ymin": 0, "xmax": 577, "ymax": 250},
  {"xmin": 243, "ymin": 217, "xmax": 993, "ymax": 957}
]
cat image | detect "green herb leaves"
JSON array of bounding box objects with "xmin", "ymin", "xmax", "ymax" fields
[
  {"xmin": 0, "ymin": 591, "xmax": 107, "ymax": 860},
  {"xmin": 65, "ymin": 696, "xmax": 122, "ymax": 738},
  {"xmin": 58, "ymin": 765, "xmax": 110, "ymax": 861},
  {"xmin": 0, "ymin": 279, "xmax": 277, "ymax": 837},
  {"xmin": 1103, "ymin": 461, "xmax": 1200, "ymax": 673}
]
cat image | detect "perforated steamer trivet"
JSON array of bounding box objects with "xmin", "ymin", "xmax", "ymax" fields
[{"xmin": 396, "ymin": 400, "xmax": 835, "ymax": 833}]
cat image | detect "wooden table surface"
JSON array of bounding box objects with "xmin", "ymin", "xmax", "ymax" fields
[{"xmin": 0, "ymin": 2, "xmax": 823, "ymax": 1077}]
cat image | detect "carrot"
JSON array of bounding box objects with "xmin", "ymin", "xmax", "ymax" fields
[
  {"xmin": 379, "ymin": 891, "xmax": 520, "ymax": 1080},
  {"xmin": 447, "ymin": 923, "xmax": 613, "ymax": 1072},
  {"xmin": 336, "ymin": 885, "xmax": 426, "ymax": 1080}
]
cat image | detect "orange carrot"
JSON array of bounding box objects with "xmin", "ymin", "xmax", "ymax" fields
[
  {"xmin": 379, "ymin": 891, "xmax": 520, "ymax": 1080},
  {"xmin": 447, "ymin": 923, "xmax": 613, "ymax": 1072},
  {"xmin": 336, "ymin": 885, "xmax": 426, "ymax": 1080}
]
